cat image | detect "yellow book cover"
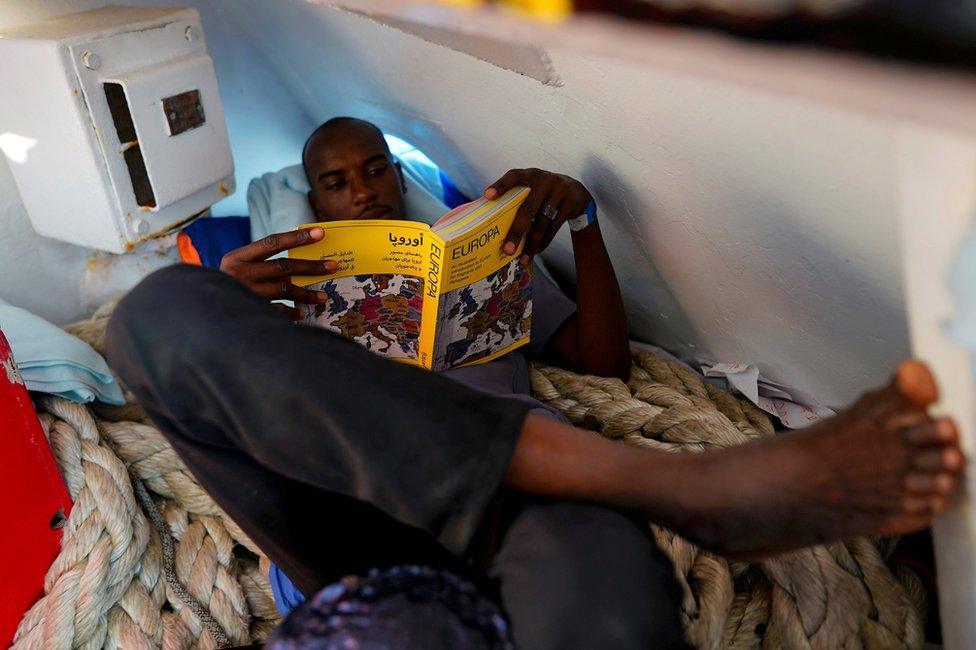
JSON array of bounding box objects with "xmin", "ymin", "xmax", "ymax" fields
[{"xmin": 290, "ymin": 186, "xmax": 532, "ymax": 370}]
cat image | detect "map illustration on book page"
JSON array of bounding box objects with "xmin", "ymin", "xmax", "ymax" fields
[
  {"xmin": 290, "ymin": 186, "xmax": 534, "ymax": 369},
  {"xmin": 434, "ymin": 259, "xmax": 532, "ymax": 370},
  {"xmin": 301, "ymin": 274, "xmax": 424, "ymax": 360}
]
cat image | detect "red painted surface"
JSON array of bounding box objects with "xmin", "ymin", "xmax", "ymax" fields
[{"xmin": 0, "ymin": 329, "xmax": 72, "ymax": 648}]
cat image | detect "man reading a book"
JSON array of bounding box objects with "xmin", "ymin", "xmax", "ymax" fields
[{"xmin": 105, "ymin": 117, "xmax": 964, "ymax": 649}]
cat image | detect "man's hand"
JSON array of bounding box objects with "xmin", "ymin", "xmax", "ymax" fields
[
  {"xmin": 219, "ymin": 227, "xmax": 337, "ymax": 319},
  {"xmin": 484, "ymin": 168, "xmax": 593, "ymax": 264}
]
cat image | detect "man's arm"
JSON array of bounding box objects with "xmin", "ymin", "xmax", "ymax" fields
[
  {"xmin": 546, "ymin": 220, "xmax": 630, "ymax": 380},
  {"xmin": 484, "ymin": 169, "xmax": 631, "ymax": 380}
]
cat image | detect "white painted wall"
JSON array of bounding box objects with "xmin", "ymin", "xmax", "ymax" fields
[
  {"xmin": 897, "ymin": 127, "xmax": 976, "ymax": 650},
  {"xmin": 216, "ymin": 0, "xmax": 976, "ymax": 408},
  {"xmin": 0, "ymin": 158, "xmax": 93, "ymax": 325},
  {"xmin": 0, "ymin": 0, "xmax": 315, "ymax": 324}
]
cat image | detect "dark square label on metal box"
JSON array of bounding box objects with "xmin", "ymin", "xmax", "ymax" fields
[{"xmin": 163, "ymin": 90, "xmax": 205, "ymax": 136}]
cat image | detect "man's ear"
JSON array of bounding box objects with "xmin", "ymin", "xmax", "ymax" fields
[{"xmin": 395, "ymin": 160, "xmax": 407, "ymax": 194}]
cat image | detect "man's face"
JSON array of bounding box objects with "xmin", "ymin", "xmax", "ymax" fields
[{"xmin": 305, "ymin": 124, "xmax": 407, "ymax": 222}]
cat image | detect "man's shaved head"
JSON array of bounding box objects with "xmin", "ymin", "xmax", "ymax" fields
[
  {"xmin": 302, "ymin": 117, "xmax": 389, "ymax": 179},
  {"xmin": 302, "ymin": 117, "xmax": 407, "ymax": 222}
]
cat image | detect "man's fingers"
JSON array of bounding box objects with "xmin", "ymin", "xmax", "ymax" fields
[
  {"xmin": 248, "ymin": 257, "xmax": 337, "ymax": 281},
  {"xmin": 227, "ymin": 227, "xmax": 325, "ymax": 264},
  {"xmin": 504, "ymin": 176, "xmax": 553, "ymax": 256},
  {"xmin": 522, "ymin": 185, "xmax": 568, "ymax": 263},
  {"xmin": 503, "ymin": 197, "xmax": 539, "ymax": 256},
  {"xmin": 484, "ymin": 168, "xmax": 524, "ymax": 200},
  {"xmin": 274, "ymin": 303, "xmax": 303, "ymax": 320},
  {"xmin": 283, "ymin": 283, "xmax": 331, "ymax": 305},
  {"xmin": 537, "ymin": 196, "xmax": 582, "ymax": 258},
  {"xmin": 254, "ymin": 281, "xmax": 329, "ymax": 305},
  {"xmin": 521, "ymin": 221, "xmax": 548, "ymax": 264}
]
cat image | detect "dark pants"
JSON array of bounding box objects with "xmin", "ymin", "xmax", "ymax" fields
[{"xmin": 106, "ymin": 265, "xmax": 687, "ymax": 649}]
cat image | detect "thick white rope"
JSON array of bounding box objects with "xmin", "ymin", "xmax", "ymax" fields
[
  {"xmin": 14, "ymin": 396, "xmax": 280, "ymax": 649},
  {"xmin": 16, "ymin": 301, "xmax": 925, "ymax": 649},
  {"xmin": 530, "ymin": 348, "xmax": 926, "ymax": 649}
]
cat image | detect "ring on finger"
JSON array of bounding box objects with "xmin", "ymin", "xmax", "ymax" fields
[{"xmin": 541, "ymin": 202, "xmax": 557, "ymax": 220}]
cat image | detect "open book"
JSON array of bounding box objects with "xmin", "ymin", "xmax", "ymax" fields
[{"xmin": 290, "ymin": 186, "xmax": 532, "ymax": 370}]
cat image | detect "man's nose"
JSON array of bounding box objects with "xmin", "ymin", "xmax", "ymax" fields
[{"xmin": 350, "ymin": 175, "xmax": 378, "ymax": 205}]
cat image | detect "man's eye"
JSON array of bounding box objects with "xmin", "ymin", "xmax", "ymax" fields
[
  {"xmin": 325, "ymin": 181, "xmax": 345, "ymax": 191},
  {"xmin": 368, "ymin": 166, "xmax": 388, "ymax": 177}
]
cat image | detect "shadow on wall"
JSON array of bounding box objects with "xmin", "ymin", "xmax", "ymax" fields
[
  {"xmin": 221, "ymin": 0, "xmax": 484, "ymax": 199},
  {"xmin": 549, "ymin": 155, "xmax": 909, "ymax": 408},
  {"xmin": 578, "ymin": 155, "xmax": 700, "ymax": 355},
  {"xmin": 725, "ymin": 188, "xmax": 909, "ymax": 403}
]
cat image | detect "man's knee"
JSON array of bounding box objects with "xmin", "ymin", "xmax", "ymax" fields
[
  {"xmin": 106, "ymin": 264, "xmax": 242, "ymax": 396},
  {"xmin": 110, "ymin": 262, "xmax": 231, "ymax": 334},
  {"xmin": 493, "ymin": 501, "xmax": 688, "ymax": 650}
]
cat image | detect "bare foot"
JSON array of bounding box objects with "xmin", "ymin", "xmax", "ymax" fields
[{"xmin": 670, "ymin": 361, "xmax": 966, "ymax": 557}]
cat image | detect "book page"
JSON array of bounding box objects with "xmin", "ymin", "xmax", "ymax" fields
[
  {"xmin": 432, "ymin": 187, "xmax": 534, "ymax": 370},
  {"xmin": 290, "ymin": 220, "xmax": 432, "ymax": 365},
  {"xmin": 436, "ymin": 187, "xmax": 530, "ymax": 292}
]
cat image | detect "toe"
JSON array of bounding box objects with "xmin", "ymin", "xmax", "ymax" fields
[
  {"xmin": 943, "ymin": 447, "xmax": 966, "ymax": 472},
  {"xmin": 894, "ymin": 360, "xmax": 939, "ymax": 408},
  {"xmin": 881, "ymin": 514, "xmax": 931, "ymax": 536},
  {"xmin": 913, "ymin": 450, "xmax": 941, "ymax": 472},
  {"xmin": 929, "ymin": 495, "xmax": 949, "ymax": 515},
  {"xmin": 935, "ymin": 472, "xmax": 957, "ymax": 495},
  {"xmin": 903, "ymin": 494, "xmax": 948, "ymax": 517},
  {"xmin": 903, "ymin": 418, "xmax": 958, "ymax": 447},
  {"xmin": 914, "ymin": 447, "xmax": 966, "ymax": 472},
  {"xmin": 903, "ymin": 496, "xmax": 932, "ymax": 515},
  {"xmin": 905, "ymin": 472, "xmax": 957, "ymax": 495}
]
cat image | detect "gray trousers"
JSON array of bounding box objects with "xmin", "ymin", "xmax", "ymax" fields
[{"xmin": 105, "ymin": 265, "xmax": 687, "ymax": 649}]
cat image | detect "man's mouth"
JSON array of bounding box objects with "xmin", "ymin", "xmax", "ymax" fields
[{"xmin": 360, "ymin": 205, "xmax": 391, "ymax": 219}]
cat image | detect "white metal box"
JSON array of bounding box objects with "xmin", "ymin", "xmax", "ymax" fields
[{"xmin": 0, "ymin": 6, "xmax": 234, "ymax": 253}]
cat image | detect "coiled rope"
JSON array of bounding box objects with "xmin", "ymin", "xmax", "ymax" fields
[
  {"xmin": 530, "ymin": 348, "xmax": 927, "ymax": 649},
  {"xmin": 13, "ymin": 394, "xmax": 278, "ymax": 649},
  {"xmin": 14, "ymin": 299, "xmax": 926, "ymax": 648}
]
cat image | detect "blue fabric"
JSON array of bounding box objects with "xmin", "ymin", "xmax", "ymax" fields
[
  {"xmin": 181, "ymin": 217, "xmax": 252, "ymax": 269},
  {"xmin": 268, "ymin": 562, "xmax": 307, "ymax": 616},
  {"xmin": 439, "ymin": 169, "xmax": 471, "ymax": 209},
  {"xmin": 585, "ymin": 199, "xmax": 597, "ymax": 220},
  {"xmin": 246, "ymin": 165, "xmax": 320, "ymax": 243},
  {"xmin": 0, "ymin": 299, "xmax": 124, "ymax": 404}
]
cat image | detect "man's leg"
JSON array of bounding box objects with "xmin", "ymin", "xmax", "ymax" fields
[
  {"xmin": 106, "ymin": 265, "xmax": 531, "ymax": 592},
  {"xmin": 111, "ymin": 265, "xmax": 966, "ymax": 582},
  {"xmin": 492, "ymin": 500, "xmax": 688, "ymax": 650},
  {"xmin": 504, "ymin": 370, "xmax": 965, "ymax": 558}
]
